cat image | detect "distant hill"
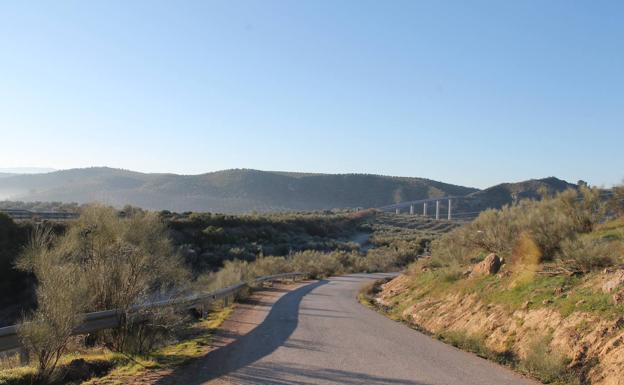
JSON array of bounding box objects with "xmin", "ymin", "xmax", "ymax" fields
[
  {"xmin": 454, "ymin": 177, "xmax": 578, "ymax": 213},
  {"xmin": 0, "ymin": 167, "xmax": 479, "ymax": 213}
]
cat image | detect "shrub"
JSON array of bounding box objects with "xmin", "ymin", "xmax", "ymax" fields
[
  {"xmin": 196, "ymin": 260, "xmax": 252, "ymax": 292},
  {"xmin": 521, "ymin": 335, "xmax": 576, "ymax": 384},
  {"xmin": 608, "ymin": 184, "xmax": 624, "ymax": 216},
  {"xmin": 250, "ymin": 256, "xmax": 292, "ymax": 277},
  {"xmin": 290, "ymin": 250, "xmax": 348, "ymax": 279},
  {"xmin": 17, "ymin": 205, "xmax": 190, "ymax": 365},
  {"xmin": 558, "ymin": 237, "xmax": 622, "ymax": 273},
  {"xmin": 17, "ymin": 225, "xmax": 87, "ymax": 382},
  {"xmin": 431, "ymin": 188, "xmax": 609, "ymax": 268}
]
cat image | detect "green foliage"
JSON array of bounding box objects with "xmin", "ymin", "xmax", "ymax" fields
[
  {"xmin": 437, "ymin": 331, "xmax": 497, "ymax": 361},
  {"xmin": 16, "ymin": 205, "xmax": 190, "ymax": 380},
  {"xmin": 17, "ymin": 225, "xmax": 87, "ymax": 383},
  {"xmin": 520, "ymin": 335, "xmax": 577, "ymax": 384},
  {"xmin": 437, "ymin": 330, "xmax": 577, "ymax": 384},
  {"xmin": 169, "ymin": 211, "xmax": 369, "ymax": 272},
  {"xmin": 431, "ymin": 187, "xmax": 617, "ymax": 269},
  {"xmin": 197, "ymin": 245, "xmax": 417, "ymax": 293},
  {"xmin": 558, "ymin": 237, "xmax": 622, "ymax": 273}
]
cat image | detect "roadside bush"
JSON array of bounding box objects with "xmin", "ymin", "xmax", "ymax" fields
[
  {"xmin": 195, "ymin": 245, "xmax": 410, "ymax": 292},
  {"xmin": 520, "ymin": 335, "xmax": 576, "ymax": 384},
  {"xmin": 608, "ymin": 184, "xmax": 624, "ymax": 216},
  {"xmin": 65, "ymin": 206, "xmax": 188, "ymax": 312},
  {"xmin": 290, "ymin": 250, "xmax": 348, "ymax": 279},
  {"xmin": 558, "ymin": 237, "xmax": 622, "ymax": 273},
  {"xmin": 17, "ymin": 204, "xmax": 190, "ymax": 376},
  {"xmin": 196, "ymin": 260, "xmax": 252, "ymax": 292},
  {"xmin": 107, "ymin": 306, "xmax": 186, "ymax": 354},
  {"xmin": 250, "ymin": 256, "xmax": 293, "ymax": 277},
  {"xmin": 359, "ymin": 247, "xmax": 404, "ymax": 273},
  {"xmin": 431, "ymin": 187, "xmax": 609, "ymax": 268},
  {"xmin": 437, "ymin": 330, "xmax": 493, "ymax": 360},
  {"xmin": 17, "ymin": 226, "xmax": 87, "ymax": 382}
]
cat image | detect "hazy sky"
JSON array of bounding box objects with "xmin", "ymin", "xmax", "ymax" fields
[{"xmin": 1, "ymin": 1, "xmax": 622, "ymax": 188}]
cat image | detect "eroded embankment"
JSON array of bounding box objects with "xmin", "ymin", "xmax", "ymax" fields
[{"xmin": 371, "ymin": 270, "xmax": 624, "ymax": 385}]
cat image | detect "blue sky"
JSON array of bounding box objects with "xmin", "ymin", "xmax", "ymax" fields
[{"xmin": 0, "ymin": 1, "xmax": 622, "ymax": 188}]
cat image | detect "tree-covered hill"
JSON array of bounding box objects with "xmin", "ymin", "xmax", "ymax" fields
[{"xmin": 0, "ymin": 167, "xmax": 479, "ymax": 213}]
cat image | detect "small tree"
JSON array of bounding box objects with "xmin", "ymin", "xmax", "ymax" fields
[
  {"xmin": 17, "ymin": 204, "xmax": 190, "ymax": 373},
  {"xmin": 17, "ymin": 225, "xmax": 87, "ymax": 382},
  {"xmin": 60, "ymin": 205, "xmax": 189, "ymax": 353},
  {"xmin": 608, "ymin": 183, "xmax": 624, "ymax": 217}
]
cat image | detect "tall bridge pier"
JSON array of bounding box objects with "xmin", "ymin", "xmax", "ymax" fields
[
  {"xmin": 447, "ymin": 198, "xmax": 452, "ymax": 220},
  {"xmin": 381, "ymin": 197, "xmax": 454, "ymax": 221}
]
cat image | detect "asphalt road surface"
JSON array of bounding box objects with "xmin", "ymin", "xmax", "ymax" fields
[{"xmin": 156, "ymin": 274, "xmax": 538, "ymax": 385}]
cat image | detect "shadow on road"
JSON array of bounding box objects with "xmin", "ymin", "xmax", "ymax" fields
[
  {"xmin": 153, "ymin": 278, "xmax": 429, "ymax": 385},
  {"xmin": 223, "ymin": 362, "xmax": 432, "ymax": 385},
  {"xmin": 154, "ymin": 280, "xmax": 326, "ymax": 385}
]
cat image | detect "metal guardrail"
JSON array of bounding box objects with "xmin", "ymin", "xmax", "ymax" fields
[
  {"xmin": 0, "ymin": 272, "xmax": 307, "ymax": 355},
  {"xmin": 0, "ymin": 209, "xmax": 79, "ymax": 221}
]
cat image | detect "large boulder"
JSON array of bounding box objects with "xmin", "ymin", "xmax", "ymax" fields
[{"xmin": 472, "ymin": 253, "xmax": 502, "ymax": 276}]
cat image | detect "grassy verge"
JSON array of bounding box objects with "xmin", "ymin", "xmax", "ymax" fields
[
  {"xmin": 0, "ymin": 306, "xmax": 233, "ymax": 385},
  {"xmin": 84, "ymin": 305, "xmax": 232, "ymax": 384}
]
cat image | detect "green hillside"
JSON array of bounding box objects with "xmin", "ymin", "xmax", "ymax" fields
[
  {"xmin": 0, "ymin": 167, "xmax": 478, "ymax": 213},
  {"xmin": 452, "ymin": 177, "xmax": 578, "ymax": 215}
]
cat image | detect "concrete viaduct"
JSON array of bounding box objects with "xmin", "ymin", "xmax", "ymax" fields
[{"xmin": 377, "ymin": 196, "xmax": 456, "ymax": 220}]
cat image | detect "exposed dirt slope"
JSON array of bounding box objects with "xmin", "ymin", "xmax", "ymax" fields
[{"xmin": 375, "ymin": 270, "xmax": 624, "ymax": 385}]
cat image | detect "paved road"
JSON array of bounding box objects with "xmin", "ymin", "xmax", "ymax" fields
[{"xmin": 156, "ymin": 274, "xmax": 537, "ymax": 385}]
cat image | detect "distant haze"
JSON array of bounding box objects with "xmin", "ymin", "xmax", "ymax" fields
[
  {"xmin": 0, "ymin": 167, "xmax": 578, "ymax": 214},
  {"xmin": 0, "ymin": 168, "xmax": 56, "ymax": 174}
]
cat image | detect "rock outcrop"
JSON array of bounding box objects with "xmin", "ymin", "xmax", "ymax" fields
[{"xmin": 471, "ymin": 253, "xmax": 501, "ymax": 276}]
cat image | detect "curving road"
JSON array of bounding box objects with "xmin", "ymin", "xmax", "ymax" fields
[{"xmin": 155, "ymin": 274, "xmax": 537, "ymax": 385}]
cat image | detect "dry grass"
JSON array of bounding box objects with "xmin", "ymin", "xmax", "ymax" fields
[{"xmin": 0, "ymin": 306, "xmax": 233, "ymax": 385}]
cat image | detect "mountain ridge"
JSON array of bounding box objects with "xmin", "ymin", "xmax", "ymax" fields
[{"xmin": 0, "ymin": 167, "xmax": 576, "ymax": 213}]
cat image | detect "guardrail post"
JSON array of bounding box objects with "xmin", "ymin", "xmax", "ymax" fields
[{"xmin": 224, "ymin": 295, "xmax": 230, "ymax": 307}]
